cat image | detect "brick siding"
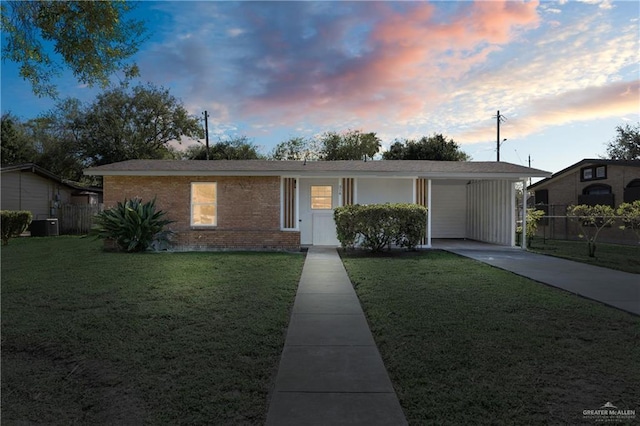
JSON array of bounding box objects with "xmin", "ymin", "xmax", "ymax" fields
[
  {"xmin": 103, "ymin": 175, "xmax": 300, "ymax": 250},
  {"xmin": 532, "ymin": 163, "xmax": 640, "ymax": 245},
  {"xmin": 536, "ymin": 163, "xmax": 637, "ymax": 208}
]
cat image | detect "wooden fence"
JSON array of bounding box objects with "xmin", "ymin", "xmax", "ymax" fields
[{"xmin": 58, "ymin": 204, "xmax": 104, "ymax": 235}]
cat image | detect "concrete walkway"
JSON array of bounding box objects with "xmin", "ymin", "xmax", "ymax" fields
[
  {"xmin": 266, "ymin": 247, "xmax": 407, "ymax": 426},
  {"xmin": 441, "ymin": 242, "xmax": 640, "ymax": 316}
]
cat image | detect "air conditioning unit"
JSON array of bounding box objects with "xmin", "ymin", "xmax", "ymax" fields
[{"xmin": 29, "ymin": 219, "xmax": 59, "ymax": 237}]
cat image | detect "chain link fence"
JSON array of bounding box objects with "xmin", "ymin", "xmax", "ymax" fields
[{"xmin": 532, "ymin": 204, "xmax": 638, "ymax": 246}]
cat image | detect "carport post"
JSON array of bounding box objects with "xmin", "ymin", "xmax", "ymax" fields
[
  {"xmin": 521, "ymin": 178, "xmax": 527, "ymax": 250},
  {"xmin": 427, "ymin": 179, "xmax": 432, "ymax": 247}
]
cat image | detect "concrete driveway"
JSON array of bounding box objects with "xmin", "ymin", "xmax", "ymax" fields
[{"xmin": 434, "ymin": 240, "xmax": 640, "ymax": 315}]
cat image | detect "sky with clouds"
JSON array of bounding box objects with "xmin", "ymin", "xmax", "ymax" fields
[{"xmin": 1, "ymin": 0, "xmax": 638, "ymax": 175}]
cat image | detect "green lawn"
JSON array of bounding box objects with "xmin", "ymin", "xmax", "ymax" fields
[
  {"xmin": 1, "ymin": 236, "xmax": 304, "ymax": 425},
  {"xmin": 528, "ymin": 238, "xmax": 640, "ymax": 274},
  {"xmin": 341, "ymin": 251, "xmax": 640, "ymax": 425}
]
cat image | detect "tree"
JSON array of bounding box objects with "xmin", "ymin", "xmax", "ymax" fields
[
  {"xmin": 1, "ymin": 113, "xmax": 36, "ymax": 165},
  {"xmin": 270, "ymin": 137, "xmax": 322, "ymax": 161},
  {"xmin": 567, "ymin": 204, "xmax": 616, "ymax": 257},
  {"xmin": 1, "ymin": 1, "xmax": 146, "ymax": 97},
  {"xmin": 603, "ymin": 123, "xmax": 640, "ymax": 160},
  {"xmin": 80, "ymin": 83, "xmax": 203, "ymax": 166},
  {"xmin": 319, "ymin": 130, "xmax": 381, "ymax": 161},
  {"xmin": 382, "ymin": 134, "xmax": 470, "ymax": 161},
  {"xmin": 271, "ymin": 137, "xmax": 306, "ymax": 160},
  {"xmin": 27, "ymin": 98, "xmax": 87, "ymax": 181},
  {"xmin": 616, "ymin": 201, "xmax": 640, "ymax": 243},
  {"xmin": 183, "ymin": 137, "xmax": 263, "ymax": 160}
]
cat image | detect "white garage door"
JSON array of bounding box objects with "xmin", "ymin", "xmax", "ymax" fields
[{"xmin": 431, "ymin": 183, "xmax": 467, "ymax": 238}]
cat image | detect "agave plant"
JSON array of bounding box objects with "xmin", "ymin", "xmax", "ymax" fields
[{"xmin": 92, "ymin": 197, "xmax": 174, "ymax": 252}]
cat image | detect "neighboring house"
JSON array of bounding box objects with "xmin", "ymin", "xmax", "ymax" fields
[
  {"xmin": 85, "ymin": 159, "xmax": 550, "ymax": 250},
  {"xmin": 1, "ymin": 163, "xmax": 103, "ymax": 233},
  {"xmin": 528, "ymin": 159, "xmax": 640, "ymax": 244}
]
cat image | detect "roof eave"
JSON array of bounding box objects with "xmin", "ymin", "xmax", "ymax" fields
[{"xmin": 85, "ymin": 169, "xmax": 551, "ymax": 179}]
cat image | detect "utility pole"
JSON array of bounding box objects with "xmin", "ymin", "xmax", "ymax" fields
[
  {"xmin": 493, "ymin": 110, "xmax": 507, "ymax": 161},
  {"xmin": 203, "ymin": 111, "xmax": 210, "ymax": 160}
]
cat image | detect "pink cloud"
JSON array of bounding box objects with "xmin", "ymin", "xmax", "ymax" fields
[
  {"xmin": 455, "ymin": 80, "xmax": 640, "ymax": 143},
  {"xmin": 244, "ymin": 1, "xmax": 541, "ymax": 128}
]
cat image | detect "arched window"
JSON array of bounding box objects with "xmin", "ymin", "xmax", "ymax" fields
[
  {"xmin": 624, "ymin": 179, "xmax": 640, "ymax": 203},
  {"xmin": 579, "ymin": 184, "xmax": 614, "ymax": 206},
  {"xmin": 582, "ymin": 184, "xmax": 612, "ymax": 195}
]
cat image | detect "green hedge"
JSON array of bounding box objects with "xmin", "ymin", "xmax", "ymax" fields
[
  {"xmin": 334, "ymin": 203, "xmax": 428, "ymax": 252},
  {"xmin": 1, "ymin": 210, "xmax": 33, "ymax": 245}
]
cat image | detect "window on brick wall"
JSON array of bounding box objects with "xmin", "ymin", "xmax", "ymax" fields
[
  {"xmin": 580, "ymin": 165, "xmax": 607, "ymax": 182},
  {"xmin": 191, "ymin": 182, "xmax": 217, "ymax": 226},
  {"xmin": 311, "ymin": 185, "xmax": 332, "ymax": 209}
]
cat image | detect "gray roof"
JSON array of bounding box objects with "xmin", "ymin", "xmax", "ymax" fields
[
  {"xmin": 2, "ymin": 163, "xmax": 103, "ymax": 193},
  {"xmin": 528, "ymin": 158, "xmax": 640, "ymax": 189},
  {"xmin": 85, "ymin": 159, "xmax": 551, "ymax": 179}
]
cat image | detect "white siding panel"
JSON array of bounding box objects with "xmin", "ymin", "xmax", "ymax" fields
[
  {"xmin": 431, "ymin": 183, "xmax": 467, "ymax": 238},
  {"xmin": 357, "ymin": 178, "xmax": 413, "ymax": 205},
  {"xmin": 466, "ymin": 180, "xmax": 515, "ymax": 245}
]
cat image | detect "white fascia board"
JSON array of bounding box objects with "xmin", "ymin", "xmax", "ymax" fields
[{"xmin": 87, "ymin": 169, "xmax": 551, "ymax": 180}]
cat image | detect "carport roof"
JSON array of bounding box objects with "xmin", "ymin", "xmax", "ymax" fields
[{"xmin": 85, "ymin": 159, "xmax": 551, "ymax": 179}]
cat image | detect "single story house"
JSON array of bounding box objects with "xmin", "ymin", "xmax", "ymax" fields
[
  {"xmin": 84, "ymin": 159, "xmax": 550, "ymax": 250},
  {"xmin": 1, "ymin": 163, "xmax": 103, "ymax": 219},
  {"xmin": 528, "ymin": 159, "xmax": 640, "ymax": 244}
]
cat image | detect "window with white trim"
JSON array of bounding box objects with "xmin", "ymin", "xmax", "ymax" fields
[
  {"xmin": 311, "ymin": 185, "xmax": 332, "ymax": 209},
  {"xmin": 191, "ymin": 182, "xmax": 217, "ymax": 226}
]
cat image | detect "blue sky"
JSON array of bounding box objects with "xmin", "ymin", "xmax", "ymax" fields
[{"xmin": 1, "ymin": 0, "xmax": 638, "ymax": 175}]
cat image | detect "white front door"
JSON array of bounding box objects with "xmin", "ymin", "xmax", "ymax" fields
[
  {"xmin": 312, "ymin": 213, "xmax": 339, "ymax": 246},
  {"xmin": 299, "ymin": 178, "xmax": 340, "ymax": 245}
]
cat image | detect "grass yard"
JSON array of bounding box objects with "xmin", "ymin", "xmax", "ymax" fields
[
  {"xmin": 341, "ymin": 250, "xmax": 640, "ymax": 425},
  {"xmin": 1, "ymin": 236, "xmax": 304, "ymax": 425},
  {"xmin": 528, "ymin": 238, "xmax": 640, "ymax": 274}
]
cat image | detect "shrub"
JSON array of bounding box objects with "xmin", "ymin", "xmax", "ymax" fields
[
  {"xmin": 0, "ymin": 210, "xmax": 33, "ymax": 245},
  {"xmin": 567, "ymin": 204, "xmax": 615, "ymax": 257},
  {"xmin": 516, "ymin": 208, "xmax": 545, "ymax": 247},
  {"xmin": 91, "ymin": 197, "xmax": 174, "ymax": 252},
  {"xmin": 616, "ymin": 200, "xmax": 640, "ymax": 243},
  {"xmin": 334, "ymin": 203, "xmax": 427, "ymax": 252},
  {"xmin": 394, "ymin": 204, "xmax": 429, "ymax": 249},
  {"xmin": 334, "ymin": 204, "xmax": 360, "ymax": 249}
]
